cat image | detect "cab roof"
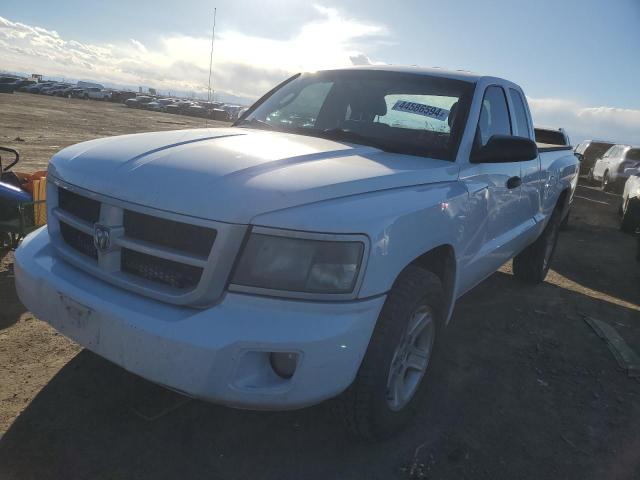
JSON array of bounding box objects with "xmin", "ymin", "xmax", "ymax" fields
[{"xmin": 326, "ymin": 64, "xmax": 485, "ymax": 83}]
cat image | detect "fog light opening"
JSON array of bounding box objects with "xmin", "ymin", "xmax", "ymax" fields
[{"xmin": 269, "ymin": 352, "xmax": 299, "ymax": 379}]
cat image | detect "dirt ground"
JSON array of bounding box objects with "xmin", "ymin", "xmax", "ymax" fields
[
  {"xmin": 1, "ymin": 93, "xmax": 640, "ymax": 480},
  {"xmin": 0, "ymin": 92, "xmax": 229, "ymax": 171}
]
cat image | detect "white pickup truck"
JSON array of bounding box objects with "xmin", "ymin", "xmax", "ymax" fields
[{"xmin": 15, "ymin": 66, "xmax": 578, "ymax": 439}]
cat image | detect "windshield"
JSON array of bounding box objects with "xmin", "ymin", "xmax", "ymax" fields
[
  {"xmin": 583, "ymin": 142, "xmax": 614, "ymax": 162},
  {"xmin": 237, "ymin": 70, "xmax": 475, "ymax": 161},
  {"xmin": 626, "ymin": 149, "xmax": 640, "ymax": 161}
]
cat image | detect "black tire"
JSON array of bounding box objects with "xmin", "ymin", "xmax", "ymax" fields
[
  {"xmin": 333, "ymin": 266, "xmax": 444, "ymax": 440},
  {"xmin": 560, "ymin": 207, "xmax": 570, "ymax": 230},
  {"xmin": 620, "ymin": 198, "xmax": 640, "ymax": 233},
  {"xmin": 602, "ymin": 171, "xmax": 612, "ymax": 192},
  {"xmin": 513, "ymin": 206, "xmax": 562, "ymax": 284}
]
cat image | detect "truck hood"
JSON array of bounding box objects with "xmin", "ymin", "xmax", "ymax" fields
[{"xmin": 49, "ymin": 127, "xmax": 458, "ymax": 223}]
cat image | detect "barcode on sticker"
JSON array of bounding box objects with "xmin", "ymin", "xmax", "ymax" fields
[{"xmin": 391, "ymin": 101, "xmax": 449, "ymax": 121}]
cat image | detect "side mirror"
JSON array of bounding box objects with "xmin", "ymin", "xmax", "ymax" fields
[{"xmin": 471, "ymin": 135, "xmax": 538, "ymax": 163}]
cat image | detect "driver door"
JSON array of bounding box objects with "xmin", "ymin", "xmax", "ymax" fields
[{"xmin": 457, "ymin": 85, "xmax": 527, "ymax": 294}]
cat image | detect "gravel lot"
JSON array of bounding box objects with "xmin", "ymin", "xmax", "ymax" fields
[{"xmin": 1, "ymin": 93, "xmax": 639, "ymax": 480}]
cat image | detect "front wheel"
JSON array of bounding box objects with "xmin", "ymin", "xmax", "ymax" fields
[
  {"xmin": 333, "ymin": 266, "xmax": 444, "ymax": 440},
  {"xmin": 620, "ymin": 198, "xmax": 640, "ymax": 233},
  {"xmin": 513, "ymin": 207, "xmax": 562, "ymax": 284}
]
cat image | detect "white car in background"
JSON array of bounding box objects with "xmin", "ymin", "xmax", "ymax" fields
[
  {"xmin": 83, "ymin": 87, "xmax": 111, "ymax": 100},
  {"xmin": 591, "ymin": 145, "xmax": 640, "ymax": 192},
  {"xmin": 620, "ymin": 174, "xmax": 640, "ymax": 232}
]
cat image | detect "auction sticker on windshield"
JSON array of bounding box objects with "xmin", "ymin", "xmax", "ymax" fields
[{"xmin": 391, "ymin": 100, "xmax": 449, "ymax": 121}]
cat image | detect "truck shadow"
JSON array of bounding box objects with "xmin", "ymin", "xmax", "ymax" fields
[
  {"xmin": 0, "ymin": 251, "xmax": 27, "ymax": 330},
  {"xmin": 551, "ymin": 183, "xmax": 640, "ymax": 309},
  {"xmin": 1, "ymin": 267, "xmax": 640, "ymax": 480}
]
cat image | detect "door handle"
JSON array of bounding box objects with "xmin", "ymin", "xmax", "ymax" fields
[{"xmin": 506, "ymin": 176, "xmax": 522, "ymax": 189}]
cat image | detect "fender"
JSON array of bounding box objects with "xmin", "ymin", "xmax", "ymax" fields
[{"xmin": 251, "ymin": 180, "xmax": 469, "ymax": 300}]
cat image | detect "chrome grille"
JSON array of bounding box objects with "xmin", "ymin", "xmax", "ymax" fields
[
  {"xmin": 123, "ymin": 210, "xmax": 216, "ymax": 257},
  {"xmin": 48, "ymin": 179, "xmax": 247, "ymax": 306},
  {"xmin": 58, "ymin": 188, "xmax": 100, "ymax": 223},
  {"xmin": 59, "ymin": 222, "xmax": 97, "ymax": 260},
  {"xmin": 121, "ymin": 248, "xmax": 203, "ymax": 289}
]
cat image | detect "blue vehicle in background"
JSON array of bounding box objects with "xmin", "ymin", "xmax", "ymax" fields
[{"xmin": 0, "ymin": 147, "xmax": 47, "ymax": 250}]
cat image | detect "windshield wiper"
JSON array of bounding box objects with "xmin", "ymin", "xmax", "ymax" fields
[{"xmin": 235, "ymin": 117, "xmax": 274, "ymax": 130}]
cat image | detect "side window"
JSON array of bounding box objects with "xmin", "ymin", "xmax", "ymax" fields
[
  {"xmin": 477, "ymin": 86, "xmax": 512, "ymax": 146},
  {"xmin": 508, "ymin": 88, "xmax": 531, "ymax": 138}
]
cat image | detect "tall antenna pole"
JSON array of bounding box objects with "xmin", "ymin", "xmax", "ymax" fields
[{"xmin": 207, "ymin": 8, "xmax": 217, "ymax": 103}]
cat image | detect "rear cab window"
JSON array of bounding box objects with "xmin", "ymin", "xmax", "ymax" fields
[{"xmin": 508, "ymin": 88, "xmax": 531, "ymax": 138}]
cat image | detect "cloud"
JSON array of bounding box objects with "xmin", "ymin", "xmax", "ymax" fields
[
  {"xmin": 528, "ymin": 97, "xmax": 640, "ymax": 146},
  {"xmin": 2, "ymin": 13, "xmax": 637, "ymax": 145},
  {"xmin": 129, "ymin": 39, "xmax": 147, "ymax": 53},
  {"xmin": 349, "ymin": 53, "xmax": 372, "ymax": 66},
  {"xmin": 0, "ymin": 8, "xmax": 386, "ymax": 102}
]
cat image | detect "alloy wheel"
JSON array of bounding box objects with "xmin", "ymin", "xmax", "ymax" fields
[{"xmin": 386, "ymin": 304, "xmax": 435, "ymax": 411}]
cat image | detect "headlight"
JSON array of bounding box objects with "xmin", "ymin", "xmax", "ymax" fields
[{"xmin": 231, "ymin": 229, "xmax": 366, "ymax": 297}]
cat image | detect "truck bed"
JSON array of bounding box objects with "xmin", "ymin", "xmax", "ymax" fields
[{"xmin": 537, "ymin": 143, "xmax": 573, "ymax": 153}]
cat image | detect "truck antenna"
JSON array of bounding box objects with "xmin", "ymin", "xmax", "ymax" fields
[
  {"xmin": 205, "ymin": 8, "xmax": 217, "ymax": 128},
  {"xmin": 207, "ymin": 8, "xmax": 217, "ymax": 103}
]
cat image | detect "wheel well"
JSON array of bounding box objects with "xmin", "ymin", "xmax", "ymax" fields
[{"xmin": 406, "ymin": 245, "xmax": 456, "ymax": 323}]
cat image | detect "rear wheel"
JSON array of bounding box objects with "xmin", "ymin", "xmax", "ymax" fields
[
  {"xmin": 513, "ymin": 206, "xmax": 562, "ymax": 284},
  {"xmin": 333, "ymin": 266, "xmax": 444, "ymax": 440},
  {"xmin": 602, "ymin": 171, "xmax": 612, "ymax": 192}
]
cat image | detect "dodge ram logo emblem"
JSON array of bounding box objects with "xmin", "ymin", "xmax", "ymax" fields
[{"xmin": 93, "ymin": 224, "xmax": 111, "ymax": 251}]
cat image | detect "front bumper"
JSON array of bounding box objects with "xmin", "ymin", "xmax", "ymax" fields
[{"xmin": 14, "ymin": 228, "xmax": 385, "ymax": 410}]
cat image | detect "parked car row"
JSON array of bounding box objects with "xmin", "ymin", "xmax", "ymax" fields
[
  {"xmin": 125, "ymin": 95, "xmax": 246, "ymax": 121},
  {"xmin": 0, "ymin": 76, "xmax": 38, "ymax": 93},
  {"xmin": 16, "ymin": 81, "xmax": 114, "ymax": 100},
  {"xmin": 2, "ymin": 73, "xmax": 248, "ymax": 121},
  {"xmin": 588, "ymin": 144, "xmax": 640, "ymax": 192},
  {"xmin": 573, "ymin": 140, "xmax": 640, "ymax": 234},
  {"xmin": 573, "ymin": 140, "xmax": 640, "ymax": 193}
]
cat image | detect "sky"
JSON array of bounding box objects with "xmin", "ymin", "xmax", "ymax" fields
[{"xmin": 1, "ymin": 0, "xmax": 639, "ymax": 144}]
